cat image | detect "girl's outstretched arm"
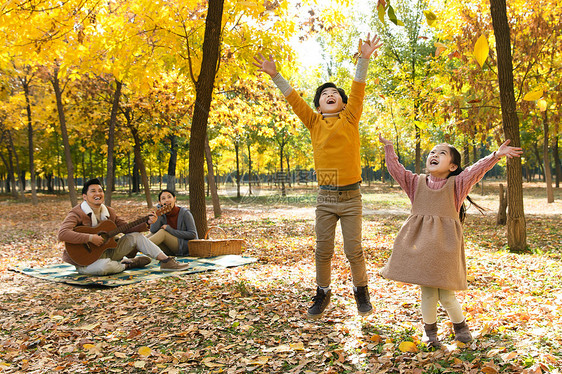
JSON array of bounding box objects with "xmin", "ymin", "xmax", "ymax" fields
[
  {"xmin": 378, "ymin": 134, "xmax": 392, "ymax": 146},
  {"xmin": 496, "ymin": 139, "xmax": 523, "ymax": 159},
  {"xmin": 379, "ymin": 134, "xmax": 418, "ymax": 202},
  {"xmin": 454, "ymin": 140, "xmax": 522, "ymax": 210}
]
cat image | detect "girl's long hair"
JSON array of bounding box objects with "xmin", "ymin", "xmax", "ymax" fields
[{"xmin": 446, "ymin": 145, "xmax": 486, "ymax": 223}]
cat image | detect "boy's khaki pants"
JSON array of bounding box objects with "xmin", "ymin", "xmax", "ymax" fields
[{"xmin": 315, "ymin": 189, "xmax": 368, "ymax": 288}]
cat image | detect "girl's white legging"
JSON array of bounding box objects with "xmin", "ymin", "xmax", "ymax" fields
[{"xmin": 420, "ymin": 286, "xmax": 465, "ymax": 324}]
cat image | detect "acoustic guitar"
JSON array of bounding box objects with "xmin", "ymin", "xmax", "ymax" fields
[{"xmin": 65, "ymin": 204, "xmax": 172, "ymax": 266}]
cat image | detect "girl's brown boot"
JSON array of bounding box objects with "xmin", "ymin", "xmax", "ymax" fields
[
  {"xmin": 422, "ymin": 322, "xmax": 440, "ymax": 348},
  {"xmin": 453, "ymin": 320, "xmax": 473, "ymax": 343}
]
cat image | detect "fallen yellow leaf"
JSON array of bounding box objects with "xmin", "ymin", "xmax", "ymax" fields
[
  {"xmin": 247, "ymin": 356, "xmax": 269, "ymax": 366},
  {"xmin": 77, "ymin": 322, "xmax": 100, "ymax": 331},
  {"xmin": 290, "ymin": 342, "xmax": 304, "ymax": 351},
  {"xmin": 138, "ymin": 346, "xmax": 151, "ymax": 356},
  {"xmin": 133, "ymin": 361, "xmax": 146, "ymax": 369},
  {"xmin": 370, "ymin": 334, "xmax": 382, "ymax": 343},
  {"xmin": 202, "ymin": 357, "xmax": 224, "ymax": 368},
  {"xmin": 500, "ymin": 351, "xmax": 518, "ymax": 361},
  {"xmin": 398, "ymin": 341, "xmax": 418, "ymax": 353}
]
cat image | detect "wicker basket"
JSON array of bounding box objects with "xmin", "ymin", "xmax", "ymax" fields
[{"xmin": 188, "ymin": 226, "xmax": 245, "ymax": 257}]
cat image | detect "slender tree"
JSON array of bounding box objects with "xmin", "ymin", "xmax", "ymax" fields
[
  {"xmin": 104, "ymin": 80, "xmax": 122, "ymax": 206},
  {"xmin": 489, "ymin": 0, "xmax": 527, "ymax": 251},
  {"xmin": 189, "ymin": 0, "xmax": 225, "ymax": 237},
  {"xmin": 51, "ymin": 65, "xmax": 78, "ymax": 207},
  {"xmin": 205, "ymin": 133, "xmax": 221, "ymax": 217},
  {"xmin": 20, "ymin": 72, "xmax": 38, "ymax": 204}
]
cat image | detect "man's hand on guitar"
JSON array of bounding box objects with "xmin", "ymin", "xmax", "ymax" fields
[
  {"xmin": 89, "ymin": 234, "xmax": 105, "ymax": 246},
  {"xmin": 148, "ymin": 212, "xmax": 157, "ymax": 225}
]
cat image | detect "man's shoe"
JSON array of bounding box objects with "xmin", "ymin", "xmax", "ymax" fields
[
  {"xmin": 422, "ymin": 322, "xmax": 441, "ymax": 348},
  {"xmin": 307, "ymin": 287, "xmax": 331, "ymax": 319},
  {"xmin": 160, "ymin": 257, "xmax": 190, "ymax": 271},
  {"xmin": 453, "ymin": 320, "xmax": 473, "ymax": 343},
  {"xmin": 124, "ymin": 256, "xmax": 151, "ymax": 270},
  {"xmin": 354, "ymin": 285, "xmax": 373, "ymax": 316}
]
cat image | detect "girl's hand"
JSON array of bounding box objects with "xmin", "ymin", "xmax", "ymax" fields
[
  {"xmin": 496, "ymin": 139, "xmax": 523, "ymax": 159},
  {"xmin": 162, "ymin": 225, "xmax": 168, "ymax": 230},
  {"xmin": 253, "ymin": 53, "xmax": 278, "ymax": 78},
  {"xmin": 379, "ymin": 133, "xmax": 392, "ymax": 146},
  {"xmin": 360, "ymin": 33, "xmax": 383, "ymax": 59}
]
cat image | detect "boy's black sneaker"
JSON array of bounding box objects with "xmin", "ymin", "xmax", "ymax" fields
[
  {"xmin": 354, "ymin": 285, "xmax": 373, "ymax": 316},
  {"xmin": 307, "ymin": 287, "xmax": 331, "ymax": 319}
]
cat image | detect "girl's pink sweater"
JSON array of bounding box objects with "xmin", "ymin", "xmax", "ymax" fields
[{"xmin": 384, "ymin": 144, "xmax": 499, "ymax": 212}]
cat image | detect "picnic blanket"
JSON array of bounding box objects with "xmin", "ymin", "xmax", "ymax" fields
[{"xmin": 10, "ymin": 255, "xmax": 257, "ymax": 287}]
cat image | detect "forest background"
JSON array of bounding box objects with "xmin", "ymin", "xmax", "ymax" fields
[{"xmin": 1, "ymin": 0, "xmax": 560, "ymax": 211}]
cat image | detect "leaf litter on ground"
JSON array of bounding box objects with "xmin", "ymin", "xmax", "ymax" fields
[{"xmin": 0, "ymin": 183, "xmax": 560, "ymax": 373}]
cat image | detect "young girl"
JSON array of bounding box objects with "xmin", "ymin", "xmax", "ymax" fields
[
  {"xmin": 149, "ymin": 189, "xmax": 198, "ymax": 256},
  {"xmin": 378, "ymin": 134, "xmax": 522, "ymax": 347}
]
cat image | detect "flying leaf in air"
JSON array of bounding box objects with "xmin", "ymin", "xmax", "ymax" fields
[
  {"xmin": 473, "ymin": 35, "xmax": 489, "ymax": 68},
  {"xmin": 377, "ymin": 3, "xmax": 386, "ymax": 23},
  {"xmin": 424, "ymin": 10, "xmax": 437, "ymax": 26},
  {"xmin": 523, "ymin": 89, "xmax": 543, "ymax": 101},
  {"xmin": 434, "ymin": 42, "xmax": 447, "ymax": 57},
  {"xmin": 388, "ymin": 6, "xmax": 404, "ymax": 26},
  {"xmin": 537, "ymin": 99, "xmax": 547, "ymax": 112}
]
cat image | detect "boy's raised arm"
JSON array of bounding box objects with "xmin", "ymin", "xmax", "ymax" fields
[
  {"xmin": 253, "ymin": 53, "xmax": 278, "ymax": 78},
  {"xmin": 360, "ymin": 33, "xmax": 383, "ymax": 60},
  {"xmin": 354, "ymin": 33, "xmax": 382, "ymax": 83},
  {"xmin": 253, "ymin": 53, "xmax": 292, "ymax": 97}
]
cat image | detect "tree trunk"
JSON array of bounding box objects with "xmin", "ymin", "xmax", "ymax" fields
[
  {"xmin": 247, "ymin": 142, "xmax": 253, "ymax": 195},
  {"xmin": 104, "ymin": 80, "xmax": 122, "ymax": 207},
  {"xmin": 132, "ymin": 157, "xmax": 140, "ymax": 193},
  {"xmin": 205, "ymin": 133, "xmax": 221, "ymax": 217},
  {"xmin": 286, "ymin": 154, "xmax": 291, "ymax": 188},
  {"xmin": 189, "ymin": 0, "xmax": 224, "ymax": 238},
  {"xmin": 0, "ymin": 142, "xmax": 18, "ymax": 198},
  {"xmin": 235, "ymin": 139, "xmax": 241, "ymax": 198},
  {"xmin": 542, "ymin": 110, "xmax": 554, "ymax": 202},
  {"xmin": 51, "ymin": 66, "xmax": 78, "ymax": 207},
  {"xmin": 554, "ymin": 134, "xmax": 561, "ymax": 188},
  {"xmin": 22, "ymin": 78, "xmax": 38, "ymax": 205},
  {"xmin": 490, "ymin": 0, "xmax": 527, "ymax": 251},
  {"xmin": 496, "ymin": 183, "xmax": 507, "ymax": 225},
  {"xmin": 533, "ymin": 143, "xmax": 544, "ymax": 181},
  {"xmin": 8, "ymin": 132, "xmax": 25, "ymax": 199},
  {"xmin": 167, "ymin": 134, "xmax": 177, "ymax": 192},
  {"xmin": 130, "ymin": 126, "xmax": 153, "ymax": 208},
  {"xmin": 414, "ymin": 125, "xmax": 421, "ymax": 174},
  {"xmin": 279, "ymin": 143, "xmax": 286, "ymax": 197}
]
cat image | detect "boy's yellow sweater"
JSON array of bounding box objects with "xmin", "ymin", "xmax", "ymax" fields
[{"xmin": 285, "ymin": 80, "xmax": 365, "ymax": 187}]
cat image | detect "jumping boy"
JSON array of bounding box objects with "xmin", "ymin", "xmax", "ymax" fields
[{"xmin": 253, "ymin": 33, "xmax": 382, "ymax": 319}]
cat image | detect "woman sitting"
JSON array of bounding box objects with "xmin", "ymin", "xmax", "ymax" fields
[{"xmin": 149, "ymin": 189, "xmax": 198, "ymax": 256}]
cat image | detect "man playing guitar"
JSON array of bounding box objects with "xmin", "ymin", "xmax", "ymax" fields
[{"xmin": 58, "ymin": 178, "xmax": 190, "ymax": 275}]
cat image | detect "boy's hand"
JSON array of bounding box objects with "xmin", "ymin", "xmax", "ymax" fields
[
  {"xmin": 253, "ymin": 53, "xmax": 278, "ymax": 78},
  {"xmin": 360, "ymin": 33, "xmax": 383, "ymax": 59},
  {"xmin": 496, "ymin": 139, "xmax": 523, "ymax": 159},
  {"xmin": 379, "ymin": 133, "xmax": 392, "ymax": 146}
]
